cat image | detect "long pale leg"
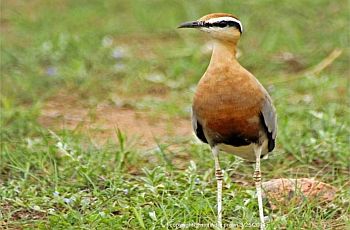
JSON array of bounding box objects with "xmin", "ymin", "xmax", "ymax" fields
[
  {"xmin": 212, "ymin": 146, "xmax": 223, "ymax": 228},
  {"xmin": 254, "ymin": 145, "xmax": 265, "ymax": 230}
]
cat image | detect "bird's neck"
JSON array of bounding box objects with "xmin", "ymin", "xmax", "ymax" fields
[{"xmin": 208, "ymin": 40, "xmax": 239, "ymax": 68}]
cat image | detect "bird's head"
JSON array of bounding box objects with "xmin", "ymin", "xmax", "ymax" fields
[{"xmin": 178, "ymin": 13, "xmax": 243, "ymax": 43}]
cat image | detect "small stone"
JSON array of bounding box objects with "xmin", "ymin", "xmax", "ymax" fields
[
  {"xmin": 53, "ymin": 191, "xmax": 60, "ymax": 197},
  {"xmin": 63, "ymin": 198, "xmax": 73, "ymax": 204},
  {"xmin": 195, "ymin": 178, "xmax": 200, "ymax": 184},
  {"xmin": 111, "ymin": 47, "xmax": 128, "ymax": 59},
  {"xmin": 102, "ymin": 36, "xmax": 113, "ymax": 47},
  {"xmin": 99, "ymin": 211, "xmax": 106, "ymax": 217},
  {"xmin": 32, "ymin": 205, "xmax": 41, "ymax": 211},
  {"xmin": 148, "ymin": 211, "xmax": 157, "ymax": 221}
]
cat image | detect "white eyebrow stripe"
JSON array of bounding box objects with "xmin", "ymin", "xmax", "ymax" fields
[{"xmin": 206, "ymin": 16, "xmax": 243, "ymax": 32}]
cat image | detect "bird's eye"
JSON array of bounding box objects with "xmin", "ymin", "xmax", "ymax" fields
[
  {"xmin": 217, "ymin": 21, "xmax": 228, "ymax": 28},
  {"xmin": 208, "ymin": 21, "xmax": 231, "ymax": 28}
]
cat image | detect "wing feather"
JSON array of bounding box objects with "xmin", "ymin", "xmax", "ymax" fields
[{"xmin": 261, "ymin": 97, "xmax": 277, "ymax": 151}]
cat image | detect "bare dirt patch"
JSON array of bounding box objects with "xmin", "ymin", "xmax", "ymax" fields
[
  {"xmin": 38, "ymin": 92, "xmax": 192, "ymax": 148},
  {"xmin": 262, "ymin": 178, "xmax": 338, "ymax": 210}
]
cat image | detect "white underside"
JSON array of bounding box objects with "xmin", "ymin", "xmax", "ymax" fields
[{"xmin": 217, "ymin": 139, "xmax": 269, "ymax": 162}]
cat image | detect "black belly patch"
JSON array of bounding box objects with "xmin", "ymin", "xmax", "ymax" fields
[
  {"xmin": 194, "ymin": 121, "xmax": 208, "ymax": 144},
  {"xmin": 194, "ymin": 121, "xmax": 256, "ymax": 147},
  {"xmin": 220, "ymin": 133, "xmax": 254, "ymax": 147}
]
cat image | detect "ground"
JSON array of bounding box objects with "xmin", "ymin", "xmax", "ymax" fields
[
  {"xmin": 1, "ymin": 0, "xmax": 349, "ymax": 229},
  {"xmin": 37, "ymin": 90, "xmax": 191, "ymax": 148}
]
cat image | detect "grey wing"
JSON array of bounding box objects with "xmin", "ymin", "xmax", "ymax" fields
[{"xmin": 261, "ymin": 97, "xmax": 277, "ymax": 152}]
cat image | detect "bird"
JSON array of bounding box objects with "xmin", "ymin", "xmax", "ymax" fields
[{"xmin": 178, "ymin": 13, "xmax": 277, "ymax": 229}]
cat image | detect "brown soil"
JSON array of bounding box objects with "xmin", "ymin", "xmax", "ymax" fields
[{"xmin": 38, "ymin": 92, "xmax": 192, "ymax": 148}]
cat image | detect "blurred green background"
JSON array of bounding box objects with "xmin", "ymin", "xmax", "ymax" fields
[{"xmin": 1, "ymin": 0, "xmax": 349, "ymax": 229}]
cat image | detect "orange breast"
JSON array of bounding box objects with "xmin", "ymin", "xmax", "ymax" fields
[{"xmin": 193, "ymin": 67, "xmax": 265, "ymax": 143}]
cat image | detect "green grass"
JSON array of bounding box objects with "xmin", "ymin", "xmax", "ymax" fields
[{"xmin": 1, "ymin": 0, "xmax": 349, "ymax": 229}]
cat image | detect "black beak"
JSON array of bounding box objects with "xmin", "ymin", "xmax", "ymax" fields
[{"xmin": 178, "ymin": 21, "xmax": 203, "ymax": 29}]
